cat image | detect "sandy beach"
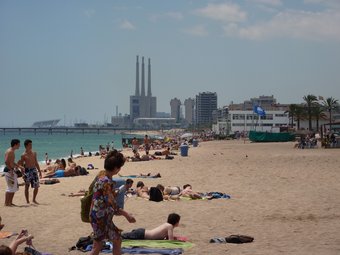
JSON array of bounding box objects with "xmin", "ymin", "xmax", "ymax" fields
[{"xmin": 1, "ymin": 140, "xmax": 340, "ymax": 255}]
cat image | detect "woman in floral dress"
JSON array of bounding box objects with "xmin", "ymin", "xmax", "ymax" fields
[{"xmin": 89, "ymin": 150, "xmax": 135, "ymax": 255}]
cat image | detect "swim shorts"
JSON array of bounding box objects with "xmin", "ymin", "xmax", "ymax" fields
[
  {"xmin": 23, "ymin": 168, "xmax": 40, "ymax": 189},
  {"xmin": 5, "ymin": 171, "xmax": 19, "ymax": 193},
  {"xmin": 121, "ymin": 228, "xmax": 145, "ymax": 240}
]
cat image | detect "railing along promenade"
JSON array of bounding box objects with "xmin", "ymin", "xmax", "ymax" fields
[{"xmin": 0, "ymin": 127, "xmax": 152, "ymax": 135}]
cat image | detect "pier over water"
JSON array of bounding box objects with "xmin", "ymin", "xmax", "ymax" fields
[{"xmin": 0, "ymin": 127, "xmax": 147, "ymax": 135}]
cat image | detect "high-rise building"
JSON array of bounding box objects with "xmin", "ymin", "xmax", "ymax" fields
[
  {"xmin": 130, "ymin": 56, "xmax": 157, "ymax": 121},
  {"xmin": 184, "ymin": 98, "xmax": 195, "ymax": 124},
  {"xmin": 170, "ymin": 98, "xmax": 181, "ymax": 123},
  {"xmin": 195, "ymin": 92, "xmax": 217, "ymax": 126}
]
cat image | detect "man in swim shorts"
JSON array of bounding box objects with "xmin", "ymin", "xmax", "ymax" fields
[
  {"xmin": 4, "ymin": 139, "xmax": 23, "ymax": 206},
  {"xmin": 122, "ymin": 213, "xmax": 180, "ymax": 240},
  {"xmin": 18, "ymin": 139, "xmax": 42, "ymax": 204}
]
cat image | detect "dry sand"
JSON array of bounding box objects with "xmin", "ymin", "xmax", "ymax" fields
[{"xmin": 1, "ymin": 140, "xmax": 340, "ymax": 255}]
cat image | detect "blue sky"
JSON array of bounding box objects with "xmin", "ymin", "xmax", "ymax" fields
[{"xmin": 1, "ymin": 0, "xmax": 340, "ymax": 127}]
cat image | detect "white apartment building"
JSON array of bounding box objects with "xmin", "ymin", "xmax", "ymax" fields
[{"xmin": 229, "ymin": 110, "xmax": 289, "ymax": 133}]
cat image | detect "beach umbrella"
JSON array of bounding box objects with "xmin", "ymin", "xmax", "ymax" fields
[{"xmin": 180, "ymin": 133, "xmax": 193, "ymax": 139}]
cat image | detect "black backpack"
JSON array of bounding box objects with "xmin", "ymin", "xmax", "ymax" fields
[
  {"xmin": 225, "ymin": 235, "xmax": 254, "ymax": 243},
  {"xmin": 149, "ymin": 187, "xmax": 163, "ymax": 202},
  {"xmin": 76, "ymin": 236, "xmax": 93, "ymax": 250},
  {"xmin": 79, "ymin": 167, "xmax": 89, "ymax": 176}
]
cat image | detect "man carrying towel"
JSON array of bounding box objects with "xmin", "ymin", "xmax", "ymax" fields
[{"xmin": 4, "ymin": 139, "xmax": 23, "ymax": 206}]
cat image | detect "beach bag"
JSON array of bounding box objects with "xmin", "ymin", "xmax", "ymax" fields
[
  {"xmin": 149, "ymin": 187, "xmax": 163, "ymax": 202},
  {"xmin": 80, "ymin": 191, "xmax": 93, "ymax": 223},
  {"xmin": 79, "ymin": 167, "xmax": 89, "ymax": 176},
  {"xmin": 76, "ymin": 236, "xmax": 93, "ymax": 250},
  {"xmin": 80, "ymin": 176, "xmax": 97, "ymax": 223},
  {"xmin": 24, "ymin": 246, "xmax": 42, "ymax": 255},
  {"xmin": 225, "ymin": 235, "xmax": 254, "ymax": 243}
]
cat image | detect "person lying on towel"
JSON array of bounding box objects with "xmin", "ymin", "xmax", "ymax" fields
[{"xmin": 122, "ymin": 213, "xmax": 180, "ymax": 240}]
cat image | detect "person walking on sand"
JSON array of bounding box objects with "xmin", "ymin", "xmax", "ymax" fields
[
  {"xmin": 4, "ymin": 139, "xmax": 24, "ymax": 206},
  {"xmin": 89, "ymin": 150, "xmax": 136, "ymax": 255},
  {"xmin": 18, "ymin": 139, "xmax": 42, "ymax": 204},
  {"xmin": 144, "ymin": 135, "xmax": 150, "ymax": 154}
]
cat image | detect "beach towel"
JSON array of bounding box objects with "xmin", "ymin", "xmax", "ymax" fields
[
  {"xmin": 84, "ymin": 240, "xmax": 193, "ymax": 254},
  {"xmin": 122, "ymin": 240, "xmax": 194, "ymax": 250},
  {"xmin": 86, "ymin": 244, "xmax": 183, "ymax": 254},
  {"xmin": 179, "ymin": 192, "xmax": 231, "ymax": 200},
  {"xmin": 119, "ymin": 174, "xmax": 161, "ymax": 179},
  {"xmin": 203, "ymin": 192, "xmax": 231, "ymax": 199},
  {"xmin": 39, "ymin": 178, "xmax": 60, "ymax": 185},
  {"xmin": 72, "ymin": 237, "xmax": 193, "ymax": 253},
  {"xmin": 0, "ymin": 231, "xmax": 17, "ymax": 239}
]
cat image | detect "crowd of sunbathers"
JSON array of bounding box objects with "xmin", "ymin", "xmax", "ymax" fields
[
  {"xmin": 135, "ymin": 181, "xmax": 204, "ymax": 200},
  {"xmin": 42, "ymin": 158, "xmax": 89, "ymax": 178}
]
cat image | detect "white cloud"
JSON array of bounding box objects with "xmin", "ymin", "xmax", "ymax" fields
[
  {"xmin": 248, "ymin": 0, "xmax": 282, "ymax": 6},
  {"xmin": 149, "ymin": 12, "xmax": 183, "ymax": 22},
  {"xmin": 120, "ymin": 20, "xmax": 135, "ymax": 30},
  {"xmin": 223, "ymin": 9, "xmax": 340, "ymax": 41},
  {"xmin": 195, "ymin": 3, "xmax": 247, "ymax": 23},
  {"xmin": 183, "ymin": 25, "xmax": 209, "ymax": 37},
  {"xmin": 84, "ymin": 9, "xmax": 95, "ymax": 18}
]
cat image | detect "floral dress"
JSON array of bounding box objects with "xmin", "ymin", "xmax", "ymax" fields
[{"xmin": 90, "ymin": 175, "xmax": 121, "ymax": 241}]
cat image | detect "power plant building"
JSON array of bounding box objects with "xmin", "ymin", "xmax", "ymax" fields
[{"xmin": 130, "ymin": 56, "xmax": 157, "ymax": 121}]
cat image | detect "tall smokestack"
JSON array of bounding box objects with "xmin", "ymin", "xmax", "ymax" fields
[
  {"xmin": 141, "ymin": 56, "xmax": 145, "ymax": 97},
  {"xmin": 135, "ymin": 55, "xmax": 140, "ymax": 96},
  {"xmin": 147, "ymin": 58, "xmax": 152, "ymax": 97}
]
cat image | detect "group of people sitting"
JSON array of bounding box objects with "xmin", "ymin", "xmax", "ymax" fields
[{"xmin": 295, "ymin": 133, "xmax": 318, "ymax": 149}]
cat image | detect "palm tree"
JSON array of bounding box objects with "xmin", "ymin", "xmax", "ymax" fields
[
  {"xmin": 303, "ymin": 94, "xmax": 318, "ymax": 131},
  {"xmin": 311, "ymin": 104, "xmax": 327, "ymax": 132},
  {"xmin": 285, "ymin": 104, "xmax": 298, "ymax": 128},
  {"xmin": 294, "ymin": 105, "xmax": 305, "ymax": 130},
  {"xmin": 322, "ymin": 97, "xmax": 339, "ymax": 131}
]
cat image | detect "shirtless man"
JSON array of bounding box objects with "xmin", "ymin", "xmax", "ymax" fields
[
  {"xmin": 4, "ymin": 139, "xmax": 23, "ymax": 206},
  {"xmin": 122, "ymin": 213, "xmax": 180, "ymax": 240},
  {"xmin": 131, "ymin": 137, "xmax": 139, "ymax": 152},
  {"xmin": 18, "ymin": 139, "xmax": 42, "ymax": 204},
  {"xmin": 144, "ymin": 135, "xmax": 150, "ymax": 154}
]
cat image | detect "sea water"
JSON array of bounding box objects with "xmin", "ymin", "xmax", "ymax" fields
[{"xmin": 0, "ymin": 131, "xmax": 132, "ymax": 172}]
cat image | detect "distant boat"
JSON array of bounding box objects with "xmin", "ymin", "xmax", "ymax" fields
[{"xmin": 249, "ymin": 130, "xmax": 295, "ymax": 142}]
